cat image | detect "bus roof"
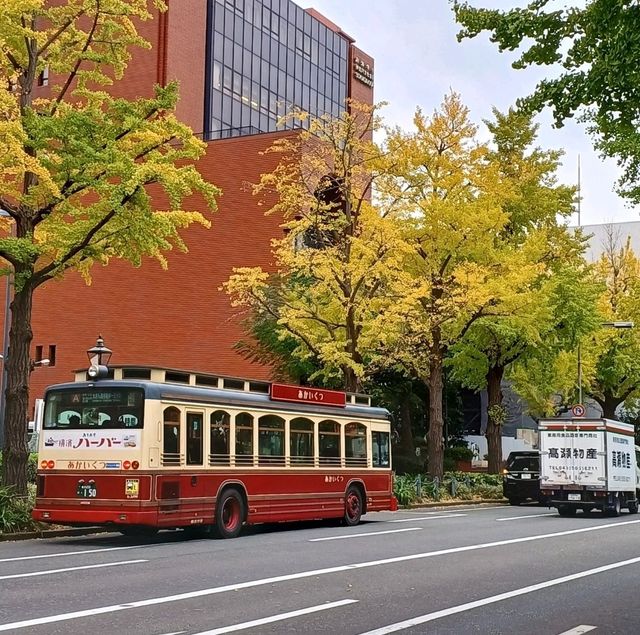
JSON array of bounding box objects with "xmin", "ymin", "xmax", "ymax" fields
[{"xmin": 46, "ymin": 379, "xmax": 391, "ymax": 421}]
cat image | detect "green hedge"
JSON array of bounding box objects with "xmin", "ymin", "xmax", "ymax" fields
[{"xmin": 394, "ymin": 471, "xmax": 503, "ymax": 506}]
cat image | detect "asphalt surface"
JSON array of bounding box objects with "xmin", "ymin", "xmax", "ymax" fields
[{"xmin": 2, "ymin": 504, "xmax": 640, "ymax": 634}]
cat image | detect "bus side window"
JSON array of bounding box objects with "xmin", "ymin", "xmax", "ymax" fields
[
  {"xmin": 290, "ymin": 417, "xmax": 314, "ymax": 466},
  {"xmin": 319, "ymin": 420, "xmax": 340, "ymax": 466},
  {"xmin": 235, "ymin": 412, "xmax": 253, "ymax": 466},
  {"xmin": 162, "ymin": 407, "xmax": 181, "ymax": 465},
  {"xmin": 210, "ymin": 410, "xmax": 230, "ymax": 465},
  {"xmin": 345, "ymin": 423, "xmax": 367, "ymax": 467},
  {"xmin": 372, "ymin": 431, "xmax": 390, "ymax": 467},
  {"xmin": 258, "ymin": 414, "xmax": 285, "ymax": 466}
]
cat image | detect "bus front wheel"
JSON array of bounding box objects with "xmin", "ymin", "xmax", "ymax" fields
[
  {"xmin": 344, "ymin": 486, "xmax": 363, "ymax": 526},
  {"xmin": 215, "ymin": 488, "xmax": 245, "ymax": 539}
]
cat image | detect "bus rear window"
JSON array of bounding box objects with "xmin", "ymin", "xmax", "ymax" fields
[{"xmin": 43, "ymin": 388, "xmax": 144, "ymax": 429}]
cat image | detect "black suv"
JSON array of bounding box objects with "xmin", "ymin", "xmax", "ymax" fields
[{"xmin": 502, "ymin": 451, "xmax": 543, "ymax": 505}]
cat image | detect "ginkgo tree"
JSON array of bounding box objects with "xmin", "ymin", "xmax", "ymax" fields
[
  {"xmin": 0, "ymin": 0, "xmax": 218, "ymax": 493},
  {"xmin": 225, "ymin": 102, "xmax": 408, "ymax": 393},
  {"xmin": 579, "ymin": 232, "xmax": 640, "ymax": 418},
  {"xmin": 382, "ymin": 93, "xmax": 524, "ymax": 479},
  {"xmin": 447, "ymin": 108, "xmax": 589, "ymax": 473}
]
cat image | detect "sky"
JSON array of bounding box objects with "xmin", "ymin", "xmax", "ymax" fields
[{"xmin": 306, "ymin": 0, "xmax": 640, "ymax": 228}]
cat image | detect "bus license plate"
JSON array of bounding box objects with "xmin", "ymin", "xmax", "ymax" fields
[
  {"xmin": 568, "ymin": 493, "xmax": 581, "ymax": 501},
  {"xmin": 77, "ymin": 483, "xmax": 97, "ymax": 498}
]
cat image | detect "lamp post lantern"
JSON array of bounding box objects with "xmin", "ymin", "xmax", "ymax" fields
[{"xmin": 86, "ymin": 335, "xmax": 112, "ymax": 380}]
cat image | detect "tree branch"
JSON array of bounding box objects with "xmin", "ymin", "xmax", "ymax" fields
[
  {"xmin": 33, "ymin": 185, "xmax": 142, "ymax": 286},
  {"xmin": 51, "ymin": 4, "xmax": 101, "ymax": 115}
]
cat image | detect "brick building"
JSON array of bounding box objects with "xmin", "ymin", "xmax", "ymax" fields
[{"xmin": 4, "ymin": 0, "xmax": 374, "ymax": 413}]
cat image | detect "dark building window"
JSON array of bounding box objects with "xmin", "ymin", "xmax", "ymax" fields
[
  {"xmin": 47, "ymin": 345, "xmax": 56, "ymax": 367},
  {"xmin": 205, "ymin": 0, "xmax": 349, "ymax": 140}
]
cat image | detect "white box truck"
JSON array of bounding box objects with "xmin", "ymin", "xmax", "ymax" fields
[{"xmin": 539, "ymin": 418, "xmax": 640, "ymax": 517}]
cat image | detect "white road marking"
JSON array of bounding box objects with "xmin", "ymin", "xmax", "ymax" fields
[
  {"xmin": 309, "ymin": 528, "xmax": 422, "ymax": 542},
  {"xmin": 557, "ymin": 626, "xmax": 597, "ymax": 635},
  {"xmin": 496, "ymin": 513, "xmax": 557, "ymax": 522},
  {"xmin": 357, "ymin": 558, "xmax": 640, "ymax": 634},
  {"xmin": 156, "ymin": 632, "xmax": 186, "ymax": 635},
  {"xmin": 0, "ymin": 544, "xmax": 150, "ymax": 563},
  {"xmin": 389, "ymin": 514, "xmax": 466, "ymax": 523},
  {"xmin": 191, "ymin": 599, "xmax": 358, "ymax": 635},
  {"xmin": 0, "ymin": 559, "xmax": 147, "ymax": 580},
  {"xmin": 0, "ymin": 519, "xmax": 637, "ymax": 632}
]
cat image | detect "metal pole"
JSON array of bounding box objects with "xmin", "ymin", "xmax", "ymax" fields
[
  {"xmin": 577, "ymin": 341, "xmax": 582, "ymax": 406},
  {"xmin": 576, "ymin": 155, "xmax": 582, "ymax": 408}
]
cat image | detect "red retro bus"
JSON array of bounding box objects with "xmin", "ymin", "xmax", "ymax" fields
[{"xmin": 33, "ymin": 365, "xmax": 396, "ymax": 538}]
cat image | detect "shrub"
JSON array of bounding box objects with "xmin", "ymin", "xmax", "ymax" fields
[
  {"xmin": 393, "ymin": 471, "xmax": 504, "ymax": 505},
  {"xmin": 444, "ymin": 446, "xmax": 474, "ymax": 462},
  {"xmin": 0, "ymin": 485, "xmax": 40, "ymax": 534}
]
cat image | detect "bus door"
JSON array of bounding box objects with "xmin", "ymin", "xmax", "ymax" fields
[{"xmin": 186, "ymin": 411, "xmax": 205, "ymax": 498}]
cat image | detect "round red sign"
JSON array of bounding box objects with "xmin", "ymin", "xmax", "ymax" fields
[{"xmin": 572, "ymin": 404, "xmax": 586, "ymax": 417}]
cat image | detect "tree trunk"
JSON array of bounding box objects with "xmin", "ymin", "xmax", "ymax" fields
[
  {"xmin": 601, "ymin": 396, "xmax": 623, "ymax": 420},
  {"xmin": 343, "ymin": 366, "xmax": 361, "ymax": 393},
  {"xmin": 426, "ymin": 350, "xmax": 444, "ymax": 480},
  {"xmin": 399, "ymin": 399, "xmax": 415, "ymax": 455},
  {"xmin": 1, "ymin": 282, "xmax": 34, "ymax": 495},
  {"xmin": 485, "ymin": 364, "xmax": 504, "ymax": 474}
]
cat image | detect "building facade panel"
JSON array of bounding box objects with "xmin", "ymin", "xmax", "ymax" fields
[{"xmin": 205, "ymin": 0, "xmax": 349, "ymax": 139}]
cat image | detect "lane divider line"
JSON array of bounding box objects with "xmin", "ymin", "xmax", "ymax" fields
[
  {"xmin": 557, "ymin": 626, "xmax": 597, "ymax": 635},
  {"xmin": 191, "ymin": 599, "xmax": 358, "ymax": 635},
  {"xmin": 496, "ymin": 513, "xmax": 558, "ymax": 522},
  {"xmin": 0, "ymin": 559, "xmax": 147, "ymax": 581},
  {"xmin": 357, "ymin": 559, "xmax": 640, "ymax": 634},
  {"xmin": 0, "ymin": 544, "xmax": 151, "ymax": 563},
  {"xmin": 389, "ymin": 514, "xmax": 466, "ymax": 523},
  {"xmin": 309, "ymin": 528, "xmax": 422, "ymax": 542}
]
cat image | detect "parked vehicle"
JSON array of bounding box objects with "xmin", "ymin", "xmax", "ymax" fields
[
  {"xmin": 32, "ymin": 364, "xmax": 396, "ymax": 538},
  {"xmin": 502, "ymin": 451, "xmax": 543, "ymax": 505},
  {"xmin": 539, "ymin": 418, "xmax": 639, "ymax": 517}
]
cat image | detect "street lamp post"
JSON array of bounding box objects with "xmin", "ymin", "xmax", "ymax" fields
[{"xmin": 576, "ymin": 321, "xmax": 634, "ymax": 412}]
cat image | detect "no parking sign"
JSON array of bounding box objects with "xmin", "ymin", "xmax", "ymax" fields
[{"xmin": 572, "ymin": 404, "xmax": 586, "ymax": 417}]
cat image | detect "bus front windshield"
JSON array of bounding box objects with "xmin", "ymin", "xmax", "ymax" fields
[{"xmin": 44, "ymin": 388, "xmax": 144, "ymax": 429}]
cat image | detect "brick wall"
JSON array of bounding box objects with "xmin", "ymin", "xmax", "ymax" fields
[{"xmin": 26, "ymin": 130, "xmax": 293, "ymax": 403}]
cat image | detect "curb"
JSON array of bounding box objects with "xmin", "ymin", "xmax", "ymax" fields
[
  {"xmin": 1, "ymin": 499, "xmax": 509, "ymax": 541},
  {"xmin": 0, "ymin": 526, "xmax": 114, "ymax": 542},
  {"xmin": 404, "ymin": 499, "xmax": 508, "ymax": 509}
]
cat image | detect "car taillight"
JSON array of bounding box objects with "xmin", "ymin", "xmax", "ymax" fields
[
  {"xmin": 123, "ymin": 460, "xmax": 131, "ymax": 470},
  {"xmin": 131, "ymin": 461, "xmax": 139, "ymax": 470}
]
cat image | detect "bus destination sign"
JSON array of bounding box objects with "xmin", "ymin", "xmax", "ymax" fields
[{"xmin": 270, "ymin": 384, "xmax": 346, "ymax": 407}]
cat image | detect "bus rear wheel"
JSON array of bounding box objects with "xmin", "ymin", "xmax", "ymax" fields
[
  {"xmin": 215, "ymin": 488, "xmax": 245, "ymax": 539},
  {"xmin": 344, "ymin": 486, "xmax": 363, "ymax": 526}
]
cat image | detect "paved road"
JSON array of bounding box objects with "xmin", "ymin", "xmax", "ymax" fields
[{"xmin": 2, "ymin": 504, "xmax": 640, "ymax": 634}]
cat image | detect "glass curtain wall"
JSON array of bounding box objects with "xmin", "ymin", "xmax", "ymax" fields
[{"xmin": 206, "ymin": 0, "xmax": 349, "ymax": 139}]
